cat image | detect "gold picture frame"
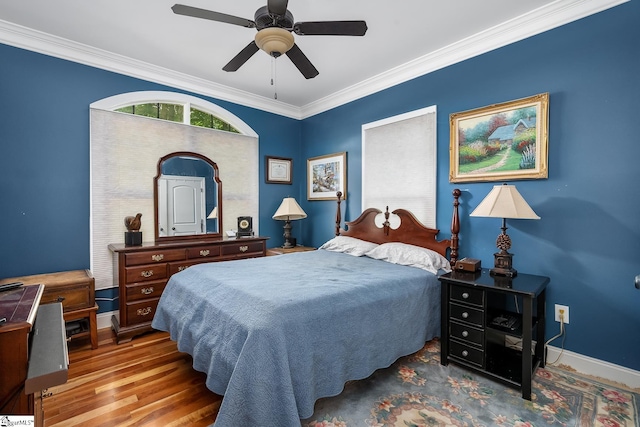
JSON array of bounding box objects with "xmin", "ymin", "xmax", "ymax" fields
[
  {"xmin": 307, "ymin": 152, "xmax": 347, "ymax": 200},
  {"xmin": 449, "ymin": 93, "xmax": 549, "ymax": 183}
]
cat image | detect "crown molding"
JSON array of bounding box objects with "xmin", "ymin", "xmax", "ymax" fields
[
  {"xmin": 0, "ymin": 19, "xmax": 302, "ymax": 119},
  {"xmin": 0, "ymin": 0, "xmax": 627, "ymax": 121},
  {"xmin": 300, "ymin": 0, "xmax": 629, "ymax": 118}
]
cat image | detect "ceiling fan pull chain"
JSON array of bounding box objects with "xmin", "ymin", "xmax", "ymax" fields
[{"xmin": 271, "ymin": 56, "xmax": 278, "ymax": 99}]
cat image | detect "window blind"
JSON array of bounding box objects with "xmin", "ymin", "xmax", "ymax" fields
[{"xmin": 362, "ymin": 106, "xmax": 437, "ymax": 229}]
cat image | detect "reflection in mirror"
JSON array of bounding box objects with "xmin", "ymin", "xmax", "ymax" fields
[{"xmin": 154, "ymin": 152, "xmax": 222, "ymax": 242}]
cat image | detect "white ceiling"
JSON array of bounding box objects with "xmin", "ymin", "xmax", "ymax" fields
[{"xmin": 0, "ymin": 0, "xmax": 625, "ymax": 118}]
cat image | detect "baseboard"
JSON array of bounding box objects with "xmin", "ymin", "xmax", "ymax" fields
[
  {"xmin": 95, "ymin": 310, "xmax": 640, "ymax": 390},
  {"xmin": 547, "ymin": 345, "xmax": 640, "ymax": 390},
  {"xmin": 97, "ymin": 310, "xmax": 117, "ymax": 330}
]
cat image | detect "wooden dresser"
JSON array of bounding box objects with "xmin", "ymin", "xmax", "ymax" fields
[{"xmin": 109, "ymin": 236, "xmax": 268, "ymax": 343}]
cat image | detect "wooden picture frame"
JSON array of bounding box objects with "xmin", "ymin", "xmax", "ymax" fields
[
  {"xmin": 265, "ymin": 156, "xmax": 292, "ymax": 184},
  {"xmin": 449, "ymin": 93, "xmax": 549, "ymax": 183},
  {"xmin": 307, "ymin": 152, "xmax": 347, "ymax": 200}
]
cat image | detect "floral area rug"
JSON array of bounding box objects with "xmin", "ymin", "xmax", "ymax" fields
[{"xmin": 302, "ymin": 339, "xmax": 639, "ymax": 427}]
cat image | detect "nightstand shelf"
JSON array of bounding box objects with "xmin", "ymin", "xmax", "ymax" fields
[{"xmin": 439, "ymin": 268, "xmax": 548, "ymax": 400}]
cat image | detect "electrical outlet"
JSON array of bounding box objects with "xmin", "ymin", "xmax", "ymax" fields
[{"xmin": 554, "ymin": 304, "xmax": 569, "ymax": 324}]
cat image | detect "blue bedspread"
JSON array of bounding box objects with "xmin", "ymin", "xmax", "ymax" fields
[{"xmin": 152, "ymin": 249, "xmax": 441, "ymax": 427}]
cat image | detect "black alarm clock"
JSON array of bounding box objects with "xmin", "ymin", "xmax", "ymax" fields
[{"xmin": 237, "ymin": 216, "xmax": 253, "ymax": 237}]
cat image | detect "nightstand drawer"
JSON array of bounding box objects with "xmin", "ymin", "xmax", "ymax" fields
[
  {"xmin": 450, "ymin": 340, "xmax": 484, "ymax": 367},
  {"xmin": 450, "ymin": 302, "xmax": 483, "ymax": 327},
  {"xmin": 450, "ymin": 285, "xmax": 484, "ymax": 307},
  {"xmin": 450, "ymin": 320, "xmax": 484, "ymax": 346}
]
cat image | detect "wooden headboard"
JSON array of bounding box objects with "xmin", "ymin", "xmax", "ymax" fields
[{"xmin": 335, "ymin": 189, "xmax": 461, "ymax": 265}]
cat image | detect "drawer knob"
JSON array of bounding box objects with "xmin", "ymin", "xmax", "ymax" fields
[
  {"xmin": 462, "ymin": 330, "xmax": 469, "ymax": 337},
  {"xmin": 200, "ymin": 249, "xmax": 210, "ymax": 257},
  {"xmin": 178, "ymin": 266, "xmax": 189, "ymax": 272},
  {"xmin": 152, "ymin": 254, "xmax": 164, "ymax": 262},
  {"xmin": 462, "ymin": 312, "xmax": 469, "ymax": 319},
  {"xmin": 239, "ymin": 245, "xmax": 248, "ymax": 252},
  {"xmin": 462, "ymin": 350, "xmax": 469, "ymax": 357},
  {"xmin": 462, "ymin": 292, "xmax": 469, "ymax": 299},
  {"xmin": 56, "ymin": 296, "xmax": 66, "ymax": 303},
  {"xmin": 141, "ymin": 287, "xmax": 154, "ymax": 295},
  {"xmin": 141, "ymin": 270, "xmax": 154, "ymax": 278},
  {"xmin": 137, "ymin": 307, "xmax": 152, "ymax": 317}
]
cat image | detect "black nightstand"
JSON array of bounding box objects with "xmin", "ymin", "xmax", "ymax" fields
[{"xmin": 439, "ymin": 268, "xmax": 548, "ymax": 400}]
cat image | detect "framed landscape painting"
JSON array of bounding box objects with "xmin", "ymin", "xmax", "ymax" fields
[
  {"xmin": 307, "ymin": 152, "xmax": 347, "ymax": 200},
  {"xmin": 449, "ymin": 93, "xmax": 549, "ymax": 183}
]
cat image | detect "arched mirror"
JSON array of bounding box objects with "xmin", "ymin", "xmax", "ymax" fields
[{"xmin": 154, "ymin": 151, "xmax": 222, "ymax": 242}]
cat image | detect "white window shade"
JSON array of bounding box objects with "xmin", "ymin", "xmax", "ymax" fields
[{"xmin": 362, "ymin": 106, "xmax": 437, "ymax": 229}]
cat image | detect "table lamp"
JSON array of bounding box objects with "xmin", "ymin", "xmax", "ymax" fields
[
  {"xmin": 273, "ymin": 197, "xmax": 307, "ymax": 249},
  {"xmin": 470, "ymin": 183, "xmax": 540, "ymax": 277}
]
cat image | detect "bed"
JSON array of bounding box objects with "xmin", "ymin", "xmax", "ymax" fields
[{"xmin": 151, "ymin": 190, "xmax": 461, "ymax": 426}]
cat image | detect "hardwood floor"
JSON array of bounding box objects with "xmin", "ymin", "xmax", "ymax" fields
[{"xmin": 44, "ymin": 328, "xmax": 222, "ymax": 427}]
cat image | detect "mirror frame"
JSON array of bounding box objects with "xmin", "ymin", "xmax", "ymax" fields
[{"xmin": 154, "ymin": 151, "xmax": 223, "ymax": 243}]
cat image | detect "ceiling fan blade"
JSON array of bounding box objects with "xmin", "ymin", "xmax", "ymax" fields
[
  {"xmin": 172, "ymin": 4, "xmax": 255, "ymax": 28},
  {"xmin": 267, "ymin": 0, "xmax": 288, "ymax": 17},
  {"xmin": 294, "ymin": 21, "xmax": 368, "ymax": 36},
  {"xmin": 223, "ymin": 41, "xmax": 260, "ymax": 72},
  {"xmin": 286, "ymin": 44, "xmax": 319, "ymax": 79}
]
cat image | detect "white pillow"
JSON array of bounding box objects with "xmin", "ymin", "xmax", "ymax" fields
[
  {"xmin": 365, "ymin": 242, "xmax": 452, "ymax": 274},
  {"xmin": 319, "ymin": 236, "xmax": 379, "ymax": 257}
]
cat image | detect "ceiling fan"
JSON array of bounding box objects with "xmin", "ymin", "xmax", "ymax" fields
[{"xmin": 171, "ymin": 0, "xmax": 368, "ymax": 79}]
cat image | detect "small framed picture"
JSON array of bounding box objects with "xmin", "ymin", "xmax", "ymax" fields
[
  {"xmin": 307, "ymin": 152, "xmax": 347, "ymax": 200},
  {"xmin": 265, "ymin": 156, "xmax": 292, "ymax": 184}
]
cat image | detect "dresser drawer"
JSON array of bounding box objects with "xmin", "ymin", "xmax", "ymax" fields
[
  {"xmin": 187, "ymin": 246, "xmax": 221, "ymax": 260},
  {"xmin": 124, "ymin": 249, "xmax": 185, "ymax": 266},
  {"xmin": 124, "ymin": 264, "xmax": 168, "ymax": 284},
  {"xmin": 168, "ymin": 259, "xmax": 213, "ymax": 276},
  {"xmin": 126, "ymin": 298, "xmax": 160, "ymax": 325},
  {"xmin": 125, "ymin": 280, "xmax": 167, "ymax": 302},
  {"xmin": 450, "ymin": 320, "xmax": 484, "ymax": 346},
  {"xmin": 449, "ymin": 340, "xmax": 484, "ymax": 367},
  {"xmin": 221, "ymin": 241, "xmax": 265, "ymax": 257},
  {"xmin": 450, "ymin": 302, "xmax": 484, "ymax": 327},
  {"xmin": 450, "ymin": 285, "xmax": 484, "ymax": 307}
]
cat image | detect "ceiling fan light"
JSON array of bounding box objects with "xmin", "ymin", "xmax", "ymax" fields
[{"xmin": 255, "ymin": 27, "xmax": 294, "ymax": 56}]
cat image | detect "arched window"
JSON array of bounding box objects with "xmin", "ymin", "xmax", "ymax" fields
[{"xmin": 90, "ymin": 91, "xmax": 258, "ymax": 137}]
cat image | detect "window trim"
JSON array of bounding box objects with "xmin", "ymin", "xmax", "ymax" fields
[{"xmin": 90, "ymin": 91, "xmax": 258, "ymax": 137}]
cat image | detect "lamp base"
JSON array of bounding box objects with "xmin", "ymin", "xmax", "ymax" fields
[{"xmin": 490, "ymin": 251, "xmax": 517, "ymax": 277}]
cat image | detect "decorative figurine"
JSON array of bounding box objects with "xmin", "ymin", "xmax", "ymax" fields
[{"xmin": 124, "ymin": 213, "xmax": 143, "ymax": 246}]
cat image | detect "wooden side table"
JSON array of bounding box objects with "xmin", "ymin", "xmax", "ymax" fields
[
  {"xmin": 266, "ymin": 246, "xmax": 315, "ymax": 256},
  {"xmin": 0, "ymin": 270, "xmax": 98, "ymax": 349}
]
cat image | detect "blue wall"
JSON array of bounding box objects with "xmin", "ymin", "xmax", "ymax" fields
[
  {"xmin": 0, "ymin": 44, "xmax": 303, "ymax": 309},
  {"xmin": 1, "ymin": 1, "xmax": 638, "ymax": 371},
  {"xmin": 300, "ymin": 2, "xmax": 640, "ymax": 371}
]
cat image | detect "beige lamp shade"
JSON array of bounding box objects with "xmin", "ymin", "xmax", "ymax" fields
[
  {"xmin": 470, "ymin": 184, "xmax": 540, "ymax": 220},
  {"xmin": 273, "ymin": 197, "xmax": 307, "ymax": 220},
  {"xmin": 207, "ymin": 206, "xmax": 218, "ymax": 219}
]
